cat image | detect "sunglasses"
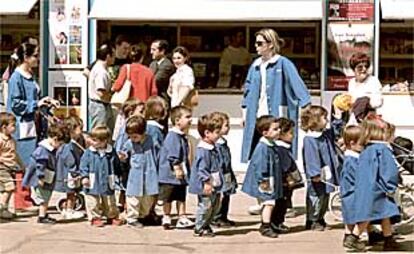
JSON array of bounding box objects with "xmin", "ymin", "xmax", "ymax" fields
[{"xmin": 255, "ymin": 41, "xmax": 267, "ymax": 47}]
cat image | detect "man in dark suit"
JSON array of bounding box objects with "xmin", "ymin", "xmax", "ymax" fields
[{"xmin": 149, "ymin": 40, "xmax": 175, "ymax": 103}]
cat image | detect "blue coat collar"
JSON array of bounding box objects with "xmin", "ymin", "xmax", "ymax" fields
[
  {"xmin": 38, "ymin": 139, "xmax": 55, "ymax": 152},
  {"xmin": 147, "ymin": 120, "xmax": 164, "ymax": 130},
  {"xmin": 260, "ymin": 137, "xmax": 275, "ymax": 147},
  {"xmin": 275, "ymin": 140, "xmax": 291, "ymax": 148},
  {"xmin": 252, "ymin": 54, "xmax": 281, "ymax": 68},
  {"xmin": 170, "ymin": 127, "xmax": 185, "ymax": 135},
  {"xmin": 305, "ymin": 131, "xmax": 323, "ymax": 138}
]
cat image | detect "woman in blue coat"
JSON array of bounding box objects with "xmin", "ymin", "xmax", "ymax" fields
[
  {"xmin": 6, "ymin": 43, "xmax": 59, "ymax": 167},
  {"xmin": 241, "ymin": 28, "xmax": 311, "ymax": 163}
]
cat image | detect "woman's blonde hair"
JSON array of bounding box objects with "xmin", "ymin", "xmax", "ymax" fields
[
  {"xmin": 255, "ymin": 28, "xmax": 285, "ymax": 54},
  {"xmin": 300, "ymin": 105, "xmax": 328, "ymax": 132}
]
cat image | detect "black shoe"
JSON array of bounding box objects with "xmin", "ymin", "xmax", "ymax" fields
[
  {"xmin": 368, "ymin": 231, "xmax": 384, "ymax": 246},
  {"xmin": 37, "ymin": 216, "xmax": 56, "ymax": 224},
  {"xmin": 343, "ymin": 234, "xmax": 366, "ymax": 252},
  {"xmin": 305, "ymin": 220, "xmax": 312, "ymax": 230},
  {"xmin": 259, "ymin": 224, "xmax": 278, "ymax": 238},
  {"xmin": 271, "ymin": 223, "xmax": 289, "ymax": 233},
  {"xmin": 310, "ymin": 222, "xmax": 325, "ymax": 231},
  {"xmin": 193, "ymin": 228, "xmax": 215, "ymax": 237},
  {"xmin": 383, "ymin": 236, "xmax": 399, "ymax": 251},
  {"xmin": 222, "ymin": 218, "xmax": 236, "ymax": 226},
  {"xmin": 212, "ymin": 218, "xmax": 235, "ymax": 227}
]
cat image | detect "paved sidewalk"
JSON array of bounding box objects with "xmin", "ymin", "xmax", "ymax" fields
[{"xmin": 1, "ymin": 187, "xmax": 413, "ymax": 254}]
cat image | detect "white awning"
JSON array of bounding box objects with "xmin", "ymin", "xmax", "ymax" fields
[
  {"xmin": 89, "ymin": 0, "xmax": 322, "ymax": 21},
  {"xmin": 381, "ymin": 0, "xmax": 414, "ymax": 20},
  {"xmin": 0, "ymin": 0, "xmax": 37, "ymax": 15}
]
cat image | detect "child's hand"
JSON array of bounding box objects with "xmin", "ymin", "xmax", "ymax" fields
[
  {"xmin": 203, "ymin": 182, "xmax": 212, "ymax": 196},
  {"xmin": 174, "ymin": 168, "xmax": 185, "ymax": 180},
  {"xmin": 118, "ymin": 152, "xmax": 128, "ymax": 161},
  {"xmin": 82, "ymin": 178, "xmax": 90, "ymax": 187},
  {"xmin": 311, "ymin": 175, "xmax": 321, "ymax": 182},
  {"xmin": 38, "ymin": 179, "xmax": 45, "ymax": 187},
  {"xmin": 259, "ymin": 180, "xmax": 270, "ymax": 191}
]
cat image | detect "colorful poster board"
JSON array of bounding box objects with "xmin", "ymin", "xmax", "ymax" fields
[
  {"xmin": 48, "ymin": 0, "xmax": 87, "ymax": 68},
  {"xmin": 48, "ymin": 70, "xmax": 87, "ymax": 129},
  {"xmin": 326, "ymin": 0, "xmax": 376, "ymax": 90}
]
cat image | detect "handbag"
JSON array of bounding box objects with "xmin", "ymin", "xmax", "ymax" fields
[
  {"xmin": 110, "ymin": 64, "xmax": 131, "ymax": 106},
  {"xmin": 182, "ymin": 88, "xmax": 199, "ymax": 108}
]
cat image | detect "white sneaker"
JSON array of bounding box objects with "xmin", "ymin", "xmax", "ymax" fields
[
  {"xmin": 176, "ymin": 217, "xmax": 195, "ymax": 229},
  {"xmin": 162, "ymin": 215, "xmax": 172, "ymax": 230},
  {"xmin": 64, "ymin": 210, "xmax": 85, "ymax": 220}
]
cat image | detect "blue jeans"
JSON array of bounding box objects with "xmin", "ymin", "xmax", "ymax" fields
[
  {"xmin": 195, "ymin": 193, "xmax": 220, "ymax": 232},
  {"xmin": 306, "ymin": 182, "xmax": 329, "ymax": 223}
]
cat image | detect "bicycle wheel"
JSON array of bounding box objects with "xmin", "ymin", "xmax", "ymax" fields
[
  {"xmin": 329, "ymin": 191, "xmax": 343, "ymax": 222},
  {"xmin": 399, "ymin": 192, "xmax": 414, "ymax": 224},
  {"xmin": 55, "ymin": 196, "xmax": 67, "ymax": 214}
]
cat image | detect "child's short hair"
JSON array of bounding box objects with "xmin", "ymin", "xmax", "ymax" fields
[
  {"xmin": 211, "ymin": 111, "xmax": 230, "ymax": 123},
  {"xmin": 145, "ymin": 96, "xmax": 167, "ymax": 121},
  {"xmin": 90, "ymin": 125, "xmax": 111, "ymax": 141},
  {"xmin": 0, "ymin": 112, "xmax": 16, "ymax": 128},
  {"xmin": 126, "ymin": 115, "xmax": 147, "ymax": 135},
  {"xmin": 122, "ymin": 99, "xmax": 144, "ymax": 118},
  {"xmin": 343, "ymin": 125, "xmax": 363, "ymax": 149},
  {"xmin": 361, "ymin": 114, "xmax": 387, "ymax": 144},
  {"xmin": 170, "ymin": 105, "xmax": 191, "ymax": 125},
  {"xmin": 64, "ymin": 116, "xmax": 83, "ymax": 133},
  {"xmin": 276, "ymin": 117, "xmax": 294, "ymax": 135},
  {"xmin": 300, "ymin": 105, "xmax": 328, "ymax": 132},
  {"xmin": 256, "ymin": 115, "xmax": 277, "ymax": 134},
  {"xmin": 197, "ymin": 113, "xmax": 223, "ymax": 138},
  {"xmin": 48, "ymin": 123, "xmax": 70, "ymax": 142}
]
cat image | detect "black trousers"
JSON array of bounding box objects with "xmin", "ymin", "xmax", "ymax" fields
[
  {"xmin": 271, "ymin": 188, "xmax": 293, "ymax": 225},
  {"xmin": 215, "ymin": 193, "xmax": 230, "ymax": 220}
]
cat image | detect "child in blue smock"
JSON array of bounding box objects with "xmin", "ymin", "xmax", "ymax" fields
[
  {"xmin": 340, "ymin": 125, "xmax": 366, "ymax": 252},
  {"xmin": 271, "ymin": 117, "xmax": 302, "ymax": 234},
  {"xmin": 114, "ymin": 100, "xmax": 145, "ymax": 212},
  {"xmin": 301, "ymin": 105, "xmax": 342, "ymax": 231},
  {"xmin": 353, "ymin": 116, "xmax": 400, "ymax": 251},
  {"xmin": 158, "ymin": 106, "xmax": 194, "ymax": 229},
  {"xmin": 118, "ymin": 115, "xmax": 159, "ymax": 228},
  {"xmin": 210, "ymin": 112, "xmax": 237, "ymax": 227},
  {"xmin": 189, "ymin": 113, "xmax": 223, "ymax": 237},
  {"xmin": 55, "ymin": 116, "xmax": 85, "ymax": 220},
  {"xmin": 242, "ymin": 115, "xmax": 283, "ymax": 238},
  {"xmin": 145, "ymin": 96, "xmax": 167, "ymax": 158},
  {"xmin": 80, "ymin": 126, "xmax": 123, "ymax": 227},
  {"xmin": 23, "ymin": 123, "xmax": 69, "ymax": 224}
]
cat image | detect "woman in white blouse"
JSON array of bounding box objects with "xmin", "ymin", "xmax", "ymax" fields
[
  {"xmin": 168, "ymin": 46, "xmax": 195, "ymax": 108},
  {"xmin": 347, "ymin": 52, "xmax": 383, "ymax": 108}
]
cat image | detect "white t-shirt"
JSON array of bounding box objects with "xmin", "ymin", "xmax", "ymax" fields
[
  {"xmin": 348, "ymin": 75, "xmax": 383, "ymax": 108},
  {"xmin": 88, "ymin": 60, "xmax": 111, "ymax": 102},
  {"xmin": 256, "ymin": 55, "xmax": 280, "ymax": 117},
  {"xmin": 169, "ymin": 64, "xmax": 194, "ymax": 107}
]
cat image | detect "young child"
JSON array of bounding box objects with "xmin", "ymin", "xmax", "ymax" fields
[
  {"xmin": 210, "ymin": 112, "xmax": 237, "ymax": 227},
  {"xmin": 301, "ymin": 105, "xmax": 341, "ymax": 231},
  {"xmin": 143, "ymin": 96, "xmax": 168, "ymax": 225},
  {"xmin": 0, "ymin": 113, "xmax": 22, "ymax": 219},
  {"xmin": 189, "ymin": 113, "xmax": 223, "ymax": 237},
  {"xmin": 145, "ymin": 96, "xmax": 167, "ymax": 158},
  {"xmin": 158, "ymin": 105, "xmax": 194, "ymax": 229},
  {"xmin": 118, "ymin": 116, "xmax": 159, "ymax": 228},
  {"xmin": 340, "ymin": 125, "xmax": 366, "ymax": 252},
  {"xmin": 114, "ymin": 99, "xmax": 145, "ymax": 212},
  {"xmin": 80, "ymin": 125, "xmax": 123, "ymax": 227},
  {"xmin": 242, "ymin": 115, "xmax": 283, "ymax": 238},
  {"xmin": 22, "ymin": 123, "xmax": 69, "ymax": 224},
  {"xmin": 54, "ymin": 116, "xmax": 85, "ymax": 220},
  {"xmin": 271, "ymin": 117, "xmax": 302, "ymax": 233},
  {"xmin": 353, "ymin": 115, "xmax": 400, "ymax": 251}
]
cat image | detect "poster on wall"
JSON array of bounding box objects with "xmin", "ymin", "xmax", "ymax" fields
[
  {"xmin": 48, "ymin": 70, "xmax": 87, "ymax": 129},
  {"xmin": 326, "ymin": 0, "xmax": 375, "ymax": 90},
  {"xmin": 49, "ymin": 0, "xmax": 87, "ymax": 68}
]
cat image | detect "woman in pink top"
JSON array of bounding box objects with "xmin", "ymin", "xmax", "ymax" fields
[{"xmin": 112, "ymin": 45, "xmax": 158, "ymax": 102}]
